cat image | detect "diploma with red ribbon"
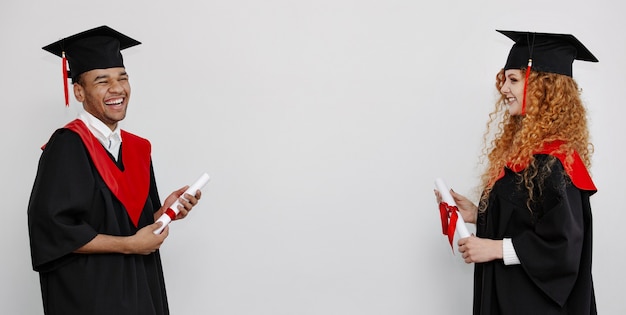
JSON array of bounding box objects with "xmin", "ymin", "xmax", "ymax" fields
[
  {"xmin": 153, "ymin": 173, "xmax": 211, "ymax": 234},
  {"xmin": 435, "ymin": 178, "xmax": 470, "ymax": 250}
]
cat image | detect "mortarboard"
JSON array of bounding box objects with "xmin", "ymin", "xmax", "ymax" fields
[
  {"xmin": 497, "ymin": 30, "xmax": 598, "ymax": 115},
  {"xmin": 42, "ymin": 25, "xmax": 141, "ymax": 106},
  {"xmin": 498, "ymin": 30, "xmax": 598, "ymax": 77}
]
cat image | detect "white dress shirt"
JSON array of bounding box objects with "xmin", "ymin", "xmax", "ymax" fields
[{"xmin": 78, "ymin": 111, "xmax": 122, "ymax": 161}]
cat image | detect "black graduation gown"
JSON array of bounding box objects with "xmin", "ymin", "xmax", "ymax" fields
[
  {"xmin": 28, "ymin": 128, "xmax": 169, "ymax": 315},
  {"xmin": 473, "ymin": 154, "xmax": 596, "ymax": 315}
]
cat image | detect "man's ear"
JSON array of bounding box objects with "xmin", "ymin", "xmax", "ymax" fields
[{"xmin": 74, "ymin": 83, "xmax": 85, "ymax": 102}]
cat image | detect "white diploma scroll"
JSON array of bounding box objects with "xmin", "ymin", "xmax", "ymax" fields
[
  {"xmin": 435, "ymin": 178, "xmax": 470, "ymax": 238},
  {"xmin": 153, "ymin": 173, "xmax": 210, "ymax": 234}
]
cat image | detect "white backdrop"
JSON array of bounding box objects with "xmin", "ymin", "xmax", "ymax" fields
[{"xmin": 1, "ymin": 0, "xmax": 625, "ymax": 314}]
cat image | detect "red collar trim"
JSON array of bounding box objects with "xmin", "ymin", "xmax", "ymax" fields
[
  {"xmin": 498, "ymin": 140, "xmax": 597, "ymax": 192},
  {"xmin": 64, "ymin": 119, "xmax": 152, "ymax": 227}
]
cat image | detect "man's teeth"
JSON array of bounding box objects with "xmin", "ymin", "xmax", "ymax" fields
[{"xmin": 105, "ymin": 98, "xmax": 124, "ymax": 105}]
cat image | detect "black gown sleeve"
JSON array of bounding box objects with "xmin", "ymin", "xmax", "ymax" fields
[
  {"xmin": 512, "ymin": 158, "xmax": 588, "ymax": 306},
  {"xmin": 149, "ymin": 161, "xmax": 162, "ymax": 213},
  {"xmin": 28, "ymin": 129, "xmax": 99, "ymax": 272}
]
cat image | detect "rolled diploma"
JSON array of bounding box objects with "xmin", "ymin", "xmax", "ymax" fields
[
  {"xmin": 435, "ymin": 178, "xmax": 470, "ymax": 238},
  {"xmin": 153, "ymin": 173, "xmax": 210, "ymax": 234}
]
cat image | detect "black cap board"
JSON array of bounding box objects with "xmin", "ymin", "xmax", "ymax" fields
[
  {"xmin": 498, "ymin": 30, "xmax": 598, "ymax": 77},
  {"xmin": 43, "ymin": 25, "xmax": 141, "ymax": 83}
]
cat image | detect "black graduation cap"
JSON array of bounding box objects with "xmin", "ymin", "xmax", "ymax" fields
[
  {"xmin": 42, "ymin": 26, "xmax": 140, "ymax": 106},
  {"xmin": 43, "ymin": 25, "xmax": 141, "ymax": 83},
  {"xmin": 498, "ymin": 30, "xmax": 598, "ymax": 77}
]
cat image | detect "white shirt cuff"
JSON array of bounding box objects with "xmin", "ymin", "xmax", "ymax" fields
[{"xmin": 502, "ymin": 238, "xmax": 521, "ymax": 265}]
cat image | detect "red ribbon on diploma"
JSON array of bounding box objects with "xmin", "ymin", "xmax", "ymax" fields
[
  {"xmin": 164, "ymin": 208, "xmax": 177, "ymax": 220},
  {"xmin": 439, "ymin": 202, "xmax": 458, "ymax": 251}
]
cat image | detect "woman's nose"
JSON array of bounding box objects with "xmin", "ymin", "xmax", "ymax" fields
[{"xmin": 500, "ymin": 82, "xmax": 510, "ymax": 94}]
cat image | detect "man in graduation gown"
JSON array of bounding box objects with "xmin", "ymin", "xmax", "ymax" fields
[{"xmin": 28, "ymin": 26, "xmax": 201, "ymax": 315}]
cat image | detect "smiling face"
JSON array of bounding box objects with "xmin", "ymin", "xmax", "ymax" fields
[
  {"xmin": 500, "ymin": 69, "xmax": 525, "ymax": 116},
  {"xmin": 74, "ymin": 67, "xmax": 131, "ymax": 130}
]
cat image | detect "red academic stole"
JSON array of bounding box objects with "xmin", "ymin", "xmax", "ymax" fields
[
  {"xmin": 64, "ymin": 119, "xmax": 152, "ymax": 227},
  {"xmin": 499, "ymin": 140, "xmax": 597, "ymax": 192}
]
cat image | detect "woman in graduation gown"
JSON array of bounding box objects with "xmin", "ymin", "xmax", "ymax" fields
[{"xmin": 443, "ymin": 30, "xmax": 599, "ymax": 314}]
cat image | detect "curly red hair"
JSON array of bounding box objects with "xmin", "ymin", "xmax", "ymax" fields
[{"xmin": 478, "ymin": 69, "xmax": 593, "ymax": 210}]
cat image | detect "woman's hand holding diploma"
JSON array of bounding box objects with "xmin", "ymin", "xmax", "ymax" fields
[{"xmin": 434, "ymin": 178, "xmax": 471, "ymax": 250}]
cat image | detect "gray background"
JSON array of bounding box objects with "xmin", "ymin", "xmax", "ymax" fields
[{"xmin": 1, "ymin": 0, "xmax": 624, "ymax": 314}]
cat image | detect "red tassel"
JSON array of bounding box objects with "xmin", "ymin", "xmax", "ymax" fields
[
  {"xmin": 521, "ymin": 58, "xmax": 532, "ymax": 115},
  {"xmin": 62, "ymin": 51, "xmax": 69, "ymax": 107}
]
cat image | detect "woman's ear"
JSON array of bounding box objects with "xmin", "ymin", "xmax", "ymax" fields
[{"xmin": 73, "ymin": 83, "xmax": 84, "ymax": 102}]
